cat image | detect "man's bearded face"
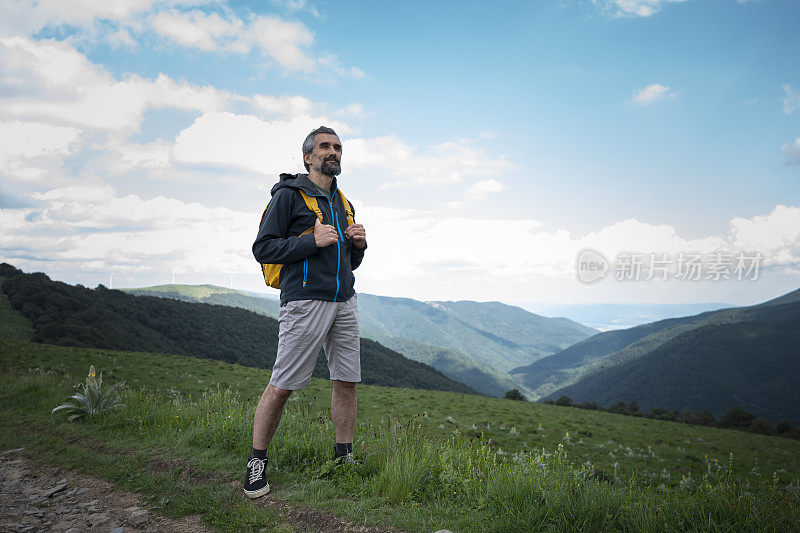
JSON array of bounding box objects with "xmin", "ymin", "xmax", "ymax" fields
[{"xmin": 309, "ymin": 133, "xmax": 342, "ymax": 176}]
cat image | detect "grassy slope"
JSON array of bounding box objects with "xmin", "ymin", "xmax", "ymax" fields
[
  {"xmin": 0, "ymin": 282, "xmax": 33, "ymax": 340},
  {"xmin": 1, "ymin": 336, "xmax": 799, "ymax": 532},
  {"xmin": 2, "ymin": 337, "xmax": 798, "ymax": 485}
]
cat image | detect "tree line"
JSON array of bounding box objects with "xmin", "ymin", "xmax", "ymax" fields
[{"xmin": 542, "ymin": 395, "xmax": 800, "ymax": 441}]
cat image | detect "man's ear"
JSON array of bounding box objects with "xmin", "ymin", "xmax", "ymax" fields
[{"xmin": 303, "ymin": 153, "xmax": 312, "ymax": 168}]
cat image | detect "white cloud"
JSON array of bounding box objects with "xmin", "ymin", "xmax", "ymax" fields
[
  {"xmin": 107, "ymin": 139, "xmax": 173, "ymax": 173},
  {"xmin": 150, "ymin": 9, "xmax": 244, "ymax": 52},
  {"xmin": 173, "ymin": 111, "xmax": 351, "ymax": 175},
  {"xmin": 0, "ymin": 37, "xmax": 232, "ymax": 131},
  {"xmin": 148, "ymin": 9, "xmax": 360, "ymax": 77},
  {"xmin": 783, "ymin": 84, "xmax": 800, "ymax": 114},
  {"xmin": 593, "ymin": 0, "xmax": 688, "ymax": 17},
  {"xmin": 107, "ymin": 27, "xmax": 138, "ymax": 49},
  {"xmin": 463, "ymin": 179, "xmax": 505, "ymax": 202},
  {"xmin": 0, "ymin": 36, "xmax": 369, "ymax": 189},
  {"xmin": 171, "ymin": 112, "xmax": 511, "ymax": 189},
  {"xmin": 3, "ymin": 181, "xmax": 798, "ymax": 303},
  {"xmin": 0, "ymin": 121, "xmax": 81, "ymax": 160},
  {"xmin": 253, "ymin": 94, "xmax": 315, "ymax": 118},
  {"xmin": 0, "ymin": 121, "xmax": 82, "ymax": 182},
  {"xmin": 349, "ymin": 67, "xmax": 366, "ymax": 79},
  {"xmin": 248, "ymin": 15, "xmax": 315, "ymax": 71},
  {"xmin": 345, "ymin": 136, "xmax": 518, "ymax": 188},
  {"xmin": 447, "ymin": 179, "xmax": 506, "ymax": 207},
  {"xmin": 781, "ymin": 137, "xmax": 800, "ymax": 164},
  {"xmin": 271, "ymin": 0, "xmax": 320, "ymax": 18},
  {"xmin": 2, "ymin": 185, "xmax": 256, "ymax": 275},
  {"xmin": 352, "ymin": 203, "xmax": 800, "ymax": 301},
  {"xmin": 0, "ymin": 0, "xmax": 207, "ymax": 38},
  {"xmin": 631, "ymin": 83, "xmax": 676, "ymax": 106},
  {"xmin": 729, "ymin": 205, "xmax": 800, "ymax": 257}
]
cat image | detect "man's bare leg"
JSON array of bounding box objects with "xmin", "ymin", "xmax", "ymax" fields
[
  {"xmin": 253, "ymin": 384, "xmax": 293, "ymax": 450},
  {"xmin": 331, "ymin": 380, "xmax": 357, "ymax": 444}
]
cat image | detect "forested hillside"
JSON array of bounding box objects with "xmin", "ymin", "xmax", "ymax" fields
[
  {"xmin": 543, "ymin": 320, "xmax": 800, "ymax": 424},
  {"xmin": 512, "ymin": 288, "xmax": 800, "ymax": 398},
  {"xmin": 0, "ymin": 264, "xmax": 474, "ymax": 394}
]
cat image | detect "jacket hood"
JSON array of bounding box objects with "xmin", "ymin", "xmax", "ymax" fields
[{"xmin": 270, "ymin": 173, "xmax": 338, "ymax": 197}]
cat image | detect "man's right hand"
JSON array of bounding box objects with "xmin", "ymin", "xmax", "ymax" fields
[{"xmin": 313, "ymin": 218, "xmax": 338, "ymax": 247}]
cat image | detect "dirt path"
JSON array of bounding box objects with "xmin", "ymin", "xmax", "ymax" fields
[
  {"xmin": 241, "ymin": 482, "xmax": 397, "ymax": 533},
  {"xmin": 0, "ymin": 447, "xmax": 209, "ymax": 533},
  {"xmin": 2, "ymin": 446, "xmax": 405, "ymax": 533}
]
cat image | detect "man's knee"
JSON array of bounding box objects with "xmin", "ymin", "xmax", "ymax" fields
[
  {"xmin": 262, "ymin": 384, "xmax": 293, "ymax": 405},
  {"xmin": 332, "ymin": 380, "xmax": 357, "ymax": 392}
]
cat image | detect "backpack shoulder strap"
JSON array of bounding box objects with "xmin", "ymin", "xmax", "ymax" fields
[
  {"xmin": 298, "ymin": 189, "xmax": 324, "ymax": 222},
  {"xmin": 337, "ymin": 189, "xmax": 355, "ymax": 225}
]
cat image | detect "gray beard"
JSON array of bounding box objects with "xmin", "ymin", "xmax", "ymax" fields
[{"xmin": 320, "ymin": 160, "xmax": 341, "ymax": 176}]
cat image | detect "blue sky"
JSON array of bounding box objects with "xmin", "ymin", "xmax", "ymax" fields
[{"xmin": 1, "ymin": 0, "xmax": 798, "ymax": 308}]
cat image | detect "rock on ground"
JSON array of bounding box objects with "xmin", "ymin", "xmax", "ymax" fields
[{"xmin": 0, "ymin": 448, "xmax": 208, "ymax": 533}]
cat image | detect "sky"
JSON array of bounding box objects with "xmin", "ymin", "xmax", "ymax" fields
[{"xmin": 0, "ymin": 0, "xmax": 799, "ymax": 310}]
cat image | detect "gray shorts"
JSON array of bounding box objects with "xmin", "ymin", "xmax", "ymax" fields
[{"xmin": 269, "ymin": 294, "xmax": 361, "ymax": 390}]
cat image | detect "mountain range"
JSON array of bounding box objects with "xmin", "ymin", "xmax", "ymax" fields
[
  {"xmin": 0, "ymin": 264, "xmax": 473, "ymax": 395},
  {"xmin": 124, "ymin": 284, "xmax": 597, "ymax": 397},
  {"xmin": 511, "ymin": 287, "xmax": 800, "ymax": 423},
  {"xmin": 4, "ymin": 261, "xmax": 798, "ymax": 424}
]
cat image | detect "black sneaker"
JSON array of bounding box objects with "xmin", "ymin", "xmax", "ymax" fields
[
  {"xmin": 243, "ymin": 457, "xmax": 270, "ymax": 498},
  {"xmin": 334, "ymin": 452, "xmax": 355, "ymax": 465}
]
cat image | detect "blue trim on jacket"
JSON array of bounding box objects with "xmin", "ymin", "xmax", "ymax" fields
[{"xmin": 252, "ymin": 173, "xmax": 365, "ymax": 305}]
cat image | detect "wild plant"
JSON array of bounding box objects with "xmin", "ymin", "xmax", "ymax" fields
[{"xmin": 51, "ymin": 365, "xmax": 125, "ymax": 421}]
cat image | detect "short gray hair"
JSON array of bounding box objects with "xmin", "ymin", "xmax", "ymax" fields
[{"xmin": 302, "ymin": 126, "xmax": 339, "ymax": 171}]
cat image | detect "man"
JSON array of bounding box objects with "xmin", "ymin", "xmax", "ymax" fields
[{"xmin": 244, "ymin": 126, "xmax": 367, "ymax": 498}]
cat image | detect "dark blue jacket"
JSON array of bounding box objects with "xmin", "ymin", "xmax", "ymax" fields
[{"xmin": 252, "ymin": 173, "xmax": 365, "ymax": 305}]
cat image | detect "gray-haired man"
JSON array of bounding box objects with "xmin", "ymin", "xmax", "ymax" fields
[{"xmin": 244, "ymin": 126, "xmax": 367, "ymax": 498}]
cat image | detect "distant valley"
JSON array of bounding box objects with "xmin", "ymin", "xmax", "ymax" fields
[
  {"xmin": 524, "ymin": 302, "xmax": 735, "ymax": 331},
  {"xmin": 124, "ymin": 284, "xmax": 598, "ymax": 397}
]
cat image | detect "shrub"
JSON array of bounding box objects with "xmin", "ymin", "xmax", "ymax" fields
[
  {"xmin": 648, "ymin": 407, "xmax": 679, "ymax": 421},
  {"xmin": 555, "ymin": 395, "xmax": 573, "ymax": 406},
  {"xmin": 719, "ymin": 406, "xmax": 757, "ymax": 430},
  {"xmin": 748, "ymin": 417, "xmax": 775, "ymax": 435},
  {"xmin": 52, "ymin": 365, "xmax": 124, "ymax": 421},
  {"xmin": 504, "ymin": 389, "xmax": 526, "ymax": 401}
]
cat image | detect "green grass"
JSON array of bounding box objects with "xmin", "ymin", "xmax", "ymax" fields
[
  {"xmin": 122, "ymin": 283, "xmax": 246, "ymax": 299},
  {"xmin": 1, "ymin": 339, "xmax": 799, "ymax": 531},
  {"xmin": 0, "ymin": 289, "xmax": 33, "ymax": 340}
]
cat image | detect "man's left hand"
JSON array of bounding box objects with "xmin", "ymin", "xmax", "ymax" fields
[{"xmin": 345, "ymin": 224, "xmax": 366, "ymax": 249}]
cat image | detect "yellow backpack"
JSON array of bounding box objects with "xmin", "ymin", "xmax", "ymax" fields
[{"xmin": 260, "ymin": 189, "xmax": 355, "ymax": 289}]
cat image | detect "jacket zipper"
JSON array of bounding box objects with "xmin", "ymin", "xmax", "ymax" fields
[
  {"xmin": 329, "ymin": 197, "xmax": 342, "ymax": 301},
  {"xmin": 307, "ymin": 189, "xmax": 343, "ymax": 300}
]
